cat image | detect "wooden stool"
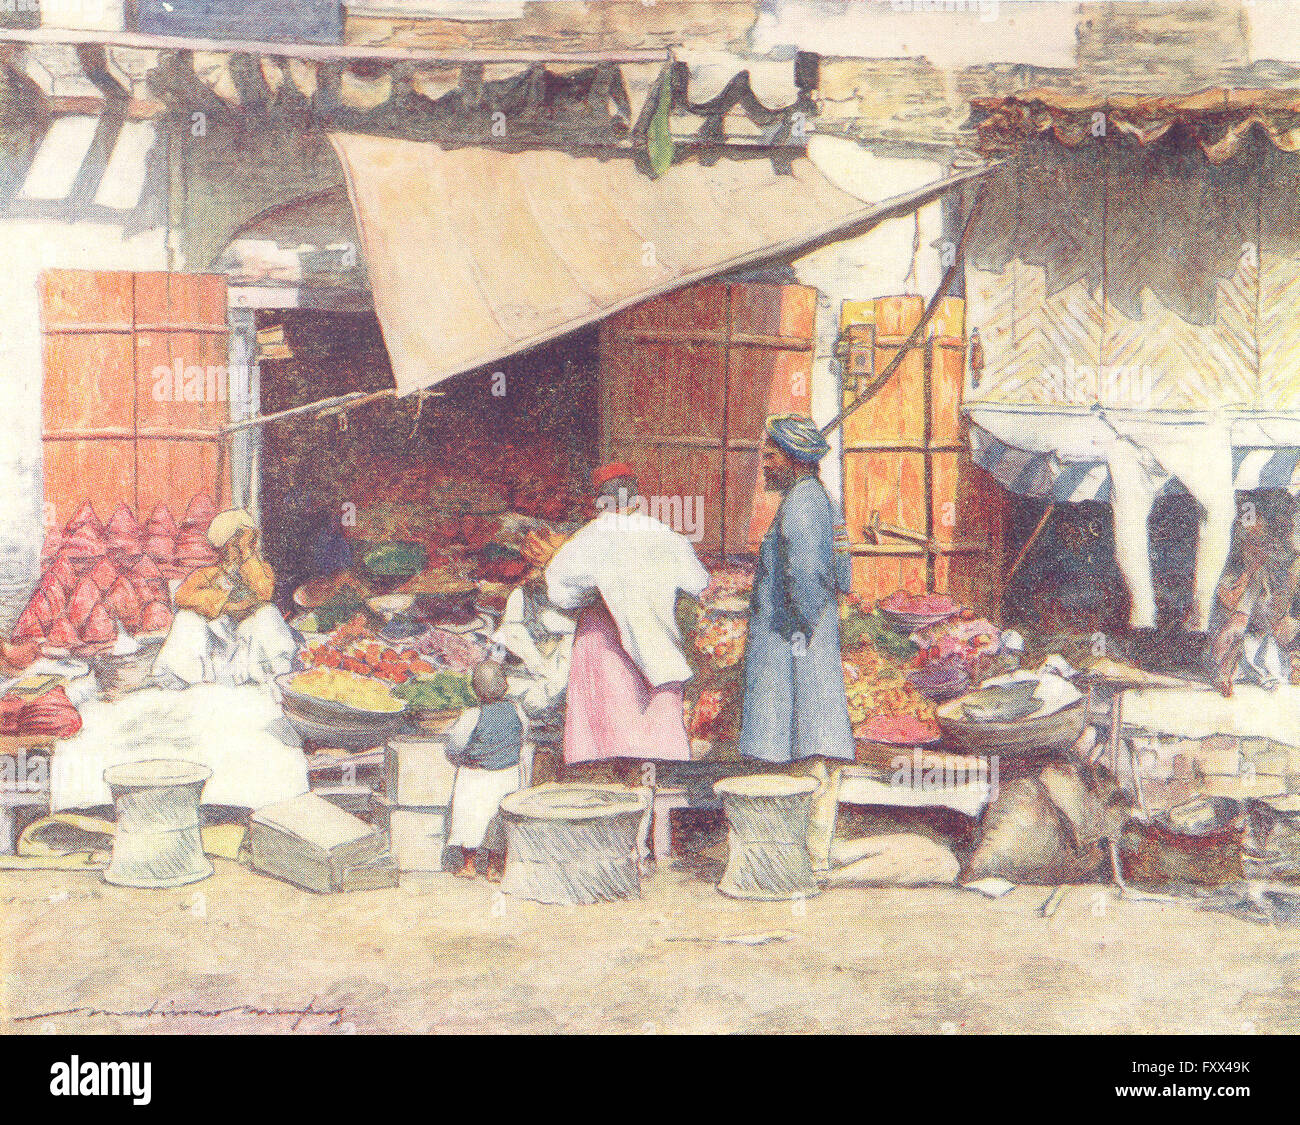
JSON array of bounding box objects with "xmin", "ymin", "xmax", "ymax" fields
[
  {"xmin": 715, "ymin": 774, "xmax": 821, "ymax": 901},
  {"xmin": 499, "ymin": 783, "xmax": 650, "ymax": 905},
  {"xmin": 103, "ymin": 759, "xmax": 213, "ymax": 889}
]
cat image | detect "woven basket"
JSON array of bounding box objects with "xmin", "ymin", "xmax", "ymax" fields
[{"xmin": 91, "ymin": 638, "xmax": 164, "ymax": 700}]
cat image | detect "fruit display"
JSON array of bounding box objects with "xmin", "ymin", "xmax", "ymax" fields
[
  {"xmin": 286, "ymin": 667, "xmax": 405, "ymax": 713},
  {"xmin": 684, "ymin": 682, "xmax": 741, "ymax": 742},
  {"xmin": 9, "ymin": 499, "xmax": 210, "ymax": 651},
  {"xmin": 907, "ymin": 612, "xmax": 1002, "ymax": 681},
  {"xmin": 692, "ymin": 614, "xmax": 747, "ymax": 669},
  {"xmin": 842, "ymin": 645, "xmax": 936, "ymax": 727},
  {"xmin": 298, "ymin": 611, "xmax": 487, "ymax": 682},
  {"xmin": 878, "ymin": 589, "xmax": 961, "ymax": 631},
  {"xmin": 406, "ymin": 626, "xmax": 487, "ymax": 674},
  {"xmin": 299, "ymin": 618, "xmax": 436, "ymax": 684}
]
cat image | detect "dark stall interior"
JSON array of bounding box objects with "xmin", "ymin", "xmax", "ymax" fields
[{"xmin": 254, "ymin": 309, "xmax": 599, "ymax": 612}]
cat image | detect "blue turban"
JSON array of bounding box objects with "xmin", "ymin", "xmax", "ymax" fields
[{"xmin": 764, "ymin": 413, "xmax": 830, "ymax": 463}]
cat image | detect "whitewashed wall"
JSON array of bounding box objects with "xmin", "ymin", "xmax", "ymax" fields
[{"xmin": 794, "ymin": 136, "xmax": 947, "ymax": 510}]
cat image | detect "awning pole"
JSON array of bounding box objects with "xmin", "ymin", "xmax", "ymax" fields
[
  {"xmin": 819, "ymin": 181, "xmax": 988, "ymax": 439},
  {"xmin": 220, "ymin": 387, "xmax": 399, "ymax": 435}
]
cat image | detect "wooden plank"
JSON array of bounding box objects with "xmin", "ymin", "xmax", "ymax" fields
[
  {"xmin": 136, "ymin": 438, "xmax": 228, "ymax": 517},
  {"xmin": 42, "ymin": 333, "xmax": 136, "ymax": 433},
  {"xmin": 40, "ymin": 270, "xmax": 133, "ymax": 329},
  {"xmin": 41, "ymin": 271, "xmax": 138, "ymax": 522},
  {"xmin": 135, "ymin": 328, "xmax": 228, "ymax": 434},
  {"xmin": 623, "ymin": 329, "xmax": 811, "ymax": 351},
  {"xmin": 43, "ymin": 441, "xmax": 136, "ymax": 527}
]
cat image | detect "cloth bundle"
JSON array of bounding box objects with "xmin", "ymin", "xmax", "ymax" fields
[{"xmin": 0, "ymin": 685, "xmax": 82, "ymax": 739}]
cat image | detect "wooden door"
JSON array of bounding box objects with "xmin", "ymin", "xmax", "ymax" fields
[
  {"xmin": 840, "ymin": 294, "xmax": 1007, "ymax": 610},
  {"xmin": 41, "ymin": 270, "xmax": 230, "ymax": 527},
  {"xmin": 598, "ymin": 282, "xmax": 815, "ymax": 559}
]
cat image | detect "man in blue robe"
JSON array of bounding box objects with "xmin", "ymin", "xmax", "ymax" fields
[{"xmin": 738, "ymin": 413, "xmax": 855, "ymax": 877}]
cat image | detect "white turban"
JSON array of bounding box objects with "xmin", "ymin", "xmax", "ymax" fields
[{"xmin": 207, "ymin": 509, "xmax": 257, "ymax": 549}]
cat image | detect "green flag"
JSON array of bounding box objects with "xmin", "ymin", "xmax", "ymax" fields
[{"xmin": 646, "ymin": 70, "xmax": 675, "ymax": 178}]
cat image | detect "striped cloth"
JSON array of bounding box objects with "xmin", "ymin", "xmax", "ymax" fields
[{"xmin": 970, "ymin": 423, "xmax": 1300, "ymax": 502}]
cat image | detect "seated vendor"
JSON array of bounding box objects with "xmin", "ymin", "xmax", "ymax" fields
[
  {"xmin": 152, "ymin": 509, "xmax": 297, "ymax": 689},
  {"xmin": 1208, "ymin": 492, "xmax": 1300, "ymax": 696}
]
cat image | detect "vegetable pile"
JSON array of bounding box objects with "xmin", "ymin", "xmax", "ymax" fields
[
  {"xmin": 393, "ymin": 672, "xmax": 478, "ymax": 713},
  {"xmin": 299, "ymin": 615, "xmax": 436, "ymax": 683},
  {"xmin": 288, "ymin": 667, "xmax": 405, "ymax": 713}
]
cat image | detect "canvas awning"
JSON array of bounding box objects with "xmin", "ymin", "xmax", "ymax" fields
[
  {"xmin": 970, "ymin": 88, "xmax": 1300, "ymax": 163},
  {"xmin": 326, "ymin": 133, "xmax": 989, "ymax": 395}
]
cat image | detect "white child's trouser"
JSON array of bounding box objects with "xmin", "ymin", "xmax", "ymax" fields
[{"xmin": 448, "ymin": 764, "xmax": 524, "ymax": 851}]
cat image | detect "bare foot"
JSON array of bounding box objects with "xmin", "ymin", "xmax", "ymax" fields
[
  {"xmin": 453, "ymin": 863, "xmax": 477, "ymax": 880},
  {"xmin": 485, "ymin": 868, "xmax": 502, "ymax": 884}
]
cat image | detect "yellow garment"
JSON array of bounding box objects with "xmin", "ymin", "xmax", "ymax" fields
[
  {"xmin": 0, "ymin": 813, "xmax": 248, "ymax": 871},
  {"xmin": 175, "ymin": 556, "xmax": 276, "ymax": 621}
]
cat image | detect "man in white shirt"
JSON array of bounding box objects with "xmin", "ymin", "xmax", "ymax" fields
[{"xmin": 540, "ymin": 464, "xmax": 709, "ymax": 868}]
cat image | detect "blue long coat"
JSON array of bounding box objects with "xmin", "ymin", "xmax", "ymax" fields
[{"xmin": 737, "ymin": 476, "xmax": 855, "ymax": 764}]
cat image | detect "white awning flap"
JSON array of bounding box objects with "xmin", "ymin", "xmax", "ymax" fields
[{"xmin": 327, "ymin": 133, "xmax": 986, "ymax": 395}]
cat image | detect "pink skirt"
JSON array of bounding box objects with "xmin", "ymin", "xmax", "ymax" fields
[{"xmin": 562, "ymin": 601, "xmax": 690, "ymax": 765}]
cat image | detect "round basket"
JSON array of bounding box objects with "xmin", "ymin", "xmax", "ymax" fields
[
  {"xmin": 879, "ymin": 606, "xmax": 961, "ymax": 633},
  {"xmin": 935, "ymin": 695, "xmax": 1087, "ymax": 756},
  {"xmin": 276, "ymin": 672, "xmax": 407, "ymax": 725},
  {"xmin": 90, "ymin": 636, "xmax": 166, "ymax": 699},
  {"xmin": 280, "ymin": 696, "xmax": 404, "ymax": 751},
  {"xmin": 404, "ymin": 708, "xmax": 461, "ymax": 737},
  {"xmin": 714, "ymin": 774, "xmax": 822, "ymax": 901},
  {"xmin": 499, "ymin": 784, "xmax": 650, "ymax": 905}
]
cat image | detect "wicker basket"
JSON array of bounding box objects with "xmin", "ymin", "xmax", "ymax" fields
[
  {"xmin": 91, "ymin": 638, "xmax": 165, "ymax": 700},
  {"xmin": 404, "ymin": 708, "xmax": 461, "ymax": 737},
  {"xmin": 935, "ymin": 696, "xmax": 1087, "ymax": 756}
]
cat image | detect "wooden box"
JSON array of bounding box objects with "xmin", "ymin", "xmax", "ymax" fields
[
  {"xmin": 388, "ymin": 807, "xmax": 449, "ymax": 873},
  {"xmin": 249, "ymin": 793, "xmax": 389, "ymax": 894},
  {"xmin": 386, "ymin": 735, "xmax": 457, "ymax": 808}
]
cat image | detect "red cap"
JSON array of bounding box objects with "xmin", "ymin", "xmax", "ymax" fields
[{"xmin": 591, "ymin": 462, "xmax": 634, "ymax": 490}]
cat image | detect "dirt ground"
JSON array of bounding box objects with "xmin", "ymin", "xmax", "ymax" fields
[{"xmin": 4, "ymin": 846, "xmax": 1300, "ymax": 1035}]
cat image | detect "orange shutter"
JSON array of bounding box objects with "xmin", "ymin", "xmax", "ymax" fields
[
  {"xmin": 840, "ymin": 294, "xmax": 1008, "ymax": 611},
  {"xmin": 41, "ymin": 270, "xmax": 230, "ymax": 527},
  {"xmin": 598, "ymin": 282, "xmax": 815, "ymax": 558}
]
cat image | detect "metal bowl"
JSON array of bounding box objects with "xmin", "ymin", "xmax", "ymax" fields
[{"xmin": 280, "ymin": 698, "xmax": 403, "ymax": 751}]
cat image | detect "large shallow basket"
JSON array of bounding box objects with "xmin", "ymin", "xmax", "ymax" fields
[
  {"xmin": 276, "ymin": 671, "xmax": 407, "ymax": 725},
  {"xmin": 280, "ymin": 697, "xmax": 403, "ymax": 751},
  {"xmin": 935, "ymin": 695, "xmax": 1087, "ymax": 756}
]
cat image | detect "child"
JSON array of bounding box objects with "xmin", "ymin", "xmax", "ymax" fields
[{"xmin": 445, "ymin": 660, "xmax": 525, "ymax": 881}]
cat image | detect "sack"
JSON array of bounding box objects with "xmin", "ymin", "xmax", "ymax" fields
[
  {"xmin": 962, "ymin": 759, "xmax": 1130, "ymax": 886},
  {"xmin": 828, "ymin": 833, "xmax": 960, "ymax": 887}
]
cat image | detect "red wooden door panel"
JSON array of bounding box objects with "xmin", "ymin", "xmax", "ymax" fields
[
  {"xmin": 41, "ymin": 270, "xmax": 229, "ymax": 528},
  {"xmin": 599, "ymin": 282, "xmax": 816, "ymax": 560}
]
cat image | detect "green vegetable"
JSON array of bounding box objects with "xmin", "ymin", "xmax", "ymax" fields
[
  {"xmin": 363, "ymin": 541, "xmax": 428, "ymax": 576},
  {"xmin": 314, "ymin": 592, "xmax": 367, "ymax": 632},
  {"xmin": 842, "ymin": 609, "xmax": 916, "ymax": 661},
  {"xmin": 394, "ymin": 671, "xmax": 478, "ymax": 712}
]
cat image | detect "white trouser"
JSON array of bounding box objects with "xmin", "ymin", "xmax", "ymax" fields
[
  {"xmin": 153, "ymin": 605, "xmax": 296, "ymax": 688},
  {"xmin": 1105, "ymin": 422, "xmax": 1235, "ymax": 631}
]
